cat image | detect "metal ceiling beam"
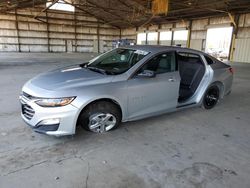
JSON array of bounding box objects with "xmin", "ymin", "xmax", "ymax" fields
[
  {"xmin": 34, "ymin": 0, "xmax": 59, "ymax": 22},
  {"xmin": 1, "ymin": 0, "xmax": 250, "ymax": 28},
  {"xmin": 57, "ymin": 1, "xmax": 134, "ymax": 13},
  {"xmin": 0, "ymin": 0, "xmax": 48, "ymax": 12},
  {"xmin": 62, "ymin": 0, "xmax": 119, "ymax": 28},
  {"xmin": 84, "ymin": 0, "xmax": 137, "ymax": 27}
]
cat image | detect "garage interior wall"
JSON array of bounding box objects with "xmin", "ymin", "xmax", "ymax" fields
[
  {"xmin": 0, "ymin": 7, "xmax": 250, "ymax": 63},
  {"xmin": 125, "ymin": 13, "xmax": 250, "ymax": 63},
  {"xmin": 121, "ymin": 28, "xmax": 137, "ymax": 43},
  {"xmin": 134, "ymin": 17, "xmax": 235, "ymax": 49},
  {"xmin": 233, "ymin": 13, "xmax": 250, "ymax": 62},
  {"xmin": 0, "ymin": 7, "xmax": 121, "ymax": 53}
]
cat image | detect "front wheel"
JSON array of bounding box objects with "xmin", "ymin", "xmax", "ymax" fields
[
  {"xmin": 78, "ymin": 101, "xmax": 121, "ymax": 133},
  {"xmin": 202, "ymin": 85, "xmax": 220, "ymax": 109}
]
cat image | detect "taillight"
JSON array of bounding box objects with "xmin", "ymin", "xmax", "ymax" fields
[{"xmin": 229, "ymin": 67, "xmax": 234, "ymax": 74}]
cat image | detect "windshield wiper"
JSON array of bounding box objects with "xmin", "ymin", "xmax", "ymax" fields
[{"xmin": 86, "ymin": 66, "xmax": 107, "ymax": 75}]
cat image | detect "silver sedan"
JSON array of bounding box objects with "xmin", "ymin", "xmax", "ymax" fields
[{"xmin": 19, "ymin": 46, "xmax": 233, "ymax": 136}]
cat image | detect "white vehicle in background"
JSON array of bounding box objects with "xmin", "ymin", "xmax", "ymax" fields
[
  {"xmin": 218, "ymin": 50, "xmax": 230, "ymax": 61},
  {"xmin": 206, "ymin": 48, "xmax": 229, "ymax": 61}
]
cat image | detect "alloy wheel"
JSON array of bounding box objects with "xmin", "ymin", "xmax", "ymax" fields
[
  {"xmin": 88, "ymin": 113, "xmax": 117, "ymax": 133},
  {"xmin": 204, "ymin": 87, "xmax": 219, "ymax": 108}
]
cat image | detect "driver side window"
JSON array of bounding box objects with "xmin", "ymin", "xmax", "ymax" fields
[{"xmin": 140, "ymin": 51, "xmax": 176, "ymax": 74}]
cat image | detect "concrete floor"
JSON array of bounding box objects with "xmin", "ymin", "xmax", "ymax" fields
[{"xmin": 0, "ymin": 52, "xmax": 250, "ymax": 188}]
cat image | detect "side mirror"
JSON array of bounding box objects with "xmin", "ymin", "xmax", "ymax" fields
[{"xmin": 137, "ymin": 70, "xmax": 156, "ymax": 78}]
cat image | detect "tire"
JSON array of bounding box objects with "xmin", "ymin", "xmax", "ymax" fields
[
  {"xmin": 78, "ymin": 101, "xmax": 121, "ymax": 133},
  {"xmin": 202, "ymin": 85, "xmax": 220, "ymax": 109}
]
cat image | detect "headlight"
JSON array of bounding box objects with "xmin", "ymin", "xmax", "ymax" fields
[{"xmin": 35, "ymin": 97, "xmax": 76, "ymax": 107}]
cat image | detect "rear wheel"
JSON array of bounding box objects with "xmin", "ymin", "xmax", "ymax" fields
[
  {"xmin": 78, "ymin": 101, "xmax": 121, "ymax": 133},
  {"xmin": 203, "ymin": 85, "xmax": 220, "ymax": 109}
]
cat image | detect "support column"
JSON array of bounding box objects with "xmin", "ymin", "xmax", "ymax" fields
[
  {"xmin": 135, "ymin": 27, "xmax": 138, "ymax": 44},
  {"xmin": 74, "ymin": 11, "xmax": 77, "ymax": 52},
  {"xmin": 170, "ymin": 23, "xmax": 175, "ymax": 46},
  {"xmin": 229, "ymin": 14, "xmax": 240, "ymax": 61},
  {"xmin": 45, "ymin": 11, "xmax": 50, "ymax": 52},
  {"xmin": 187, "ymin": 20, "xmax": 192, "ymax": 48},
  {"xmin": 204, "ymin": 18, "xmax": 211, "ymax": 51},
  {"xmin": 97, "ymin": 21, "xmax": 100, "ymax": 53},
  {"xmin": 119, "ymin": 28, "xmax": 122, "ymax": 40},
  {"xmin": 157, "ymin": 25, "xmax": 161, "ymax": 45},
  {"xmin": 145, "ymin": 27, "xmax": 149, "ymax": 45},
  {"xmin": 15, "ymin": 9, "xmax": 20, "ymax": 52}
]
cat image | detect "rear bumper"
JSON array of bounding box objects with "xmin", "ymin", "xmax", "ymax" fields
[{"xmin": 20, "ymin": 95, "xmax": 80, "ymax": 136}]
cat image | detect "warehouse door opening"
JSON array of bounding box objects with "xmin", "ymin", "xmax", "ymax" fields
[
  {"xmin": 137, "ymin": 33, "xmax": 147, "ymax": 45},
  {"xmin": 205, "ymin": 27, "xmax": 233, "ymax": 61},
  {"xmin": 173, "ymin": 30, "xmax": 188, "ymax": 47},
  {"xmin": 159, "ymin": 31, "xmax": 172, "ymax": 46},
  {"xmin": 147, "ymin": 32, "xmax": 158, "ymax": 45}
]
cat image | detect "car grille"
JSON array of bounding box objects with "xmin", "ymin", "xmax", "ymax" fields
[
  {"xmin": 21, "ymin": 103, "xmax": 35, "ymax": 120},
  {"xmin": 20, "ymin": 92, "xmax": 35, "ymax": 120}
]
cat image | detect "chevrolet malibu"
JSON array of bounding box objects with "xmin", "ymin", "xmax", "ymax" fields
[{"xmin": 19, "ymin": 46, "xmax": 233, "ymax": 136}]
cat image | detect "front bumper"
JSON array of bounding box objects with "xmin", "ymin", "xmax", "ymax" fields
[{"xmin": 20, "ymin": 94, "xmax": 80, "ymax": 136}]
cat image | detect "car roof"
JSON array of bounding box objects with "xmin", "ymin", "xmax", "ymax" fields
[{"xmin": 122, "ymin": 45, "xmax": 206, "ymax": 55}]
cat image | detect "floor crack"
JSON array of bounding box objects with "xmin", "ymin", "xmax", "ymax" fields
[
  {"xmin": 85, "ymin": 162, "xmax": 90, "ymax": 188},
  {"xmin": 2, "ymin": 160, "xmax": 49, "ymax": 176}
]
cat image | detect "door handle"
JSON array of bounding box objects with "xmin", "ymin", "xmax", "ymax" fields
[{"xmin": 168, "ymin": 77, "xmax": 176, "ymax": 82}]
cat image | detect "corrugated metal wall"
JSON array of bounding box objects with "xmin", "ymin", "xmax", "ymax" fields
[
  {"xmin": 121, "ymin": 28, "xmax": 136, "ymax": 42},
  {"xmin": 190, "ymin": 19, "xmax": 208, "ymax": 51},
  {"xmin": 0, "ymin": 7, "xmax": 121, "ymax": 53},
  {"xmin": 233, "ymin": 38, "xmax": 250, "ymax": 62},
  {"xmin": 232, "ymin": 14, "xmax": 250, "ymax": 63},
  {"xmin": 123, "ymin": 14, "xmax": 250, "ymax": 63},
  {"xmin": 190, "ymin": 39, "xmax": 203, "ymax": 51},
  {"xmin": 1, "ymin": 6, "xmax": 250, "ymax": 62}
]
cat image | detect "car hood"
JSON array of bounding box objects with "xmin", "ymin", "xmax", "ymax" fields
[{"xmin": 29, "ymin": 65, "xmax": 113, "ymax": 91}]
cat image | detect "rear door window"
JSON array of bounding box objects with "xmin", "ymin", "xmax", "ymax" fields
[
  {"xmin": 177, "ymin": 52, "xmax": 203, "ymax": 65},
  {"xmin": 204, "ymin": 55, "xmax": 214, "ymax": 65}
]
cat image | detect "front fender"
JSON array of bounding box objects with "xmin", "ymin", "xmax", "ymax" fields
[{"xmin": 72, "ymin": 94, "xmax": 127, "ymax": 122}]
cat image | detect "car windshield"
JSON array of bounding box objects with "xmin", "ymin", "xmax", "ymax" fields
[{"xmin": 85, "ymin": 48, "xmax": 149, "ymax": 75}]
